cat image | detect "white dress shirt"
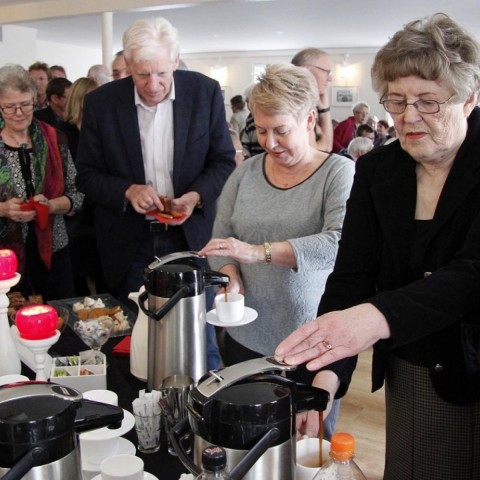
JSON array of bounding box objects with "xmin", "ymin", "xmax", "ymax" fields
[{"xmin": 135, "ymin": 82, "xmax": 175, "ymax": 198}]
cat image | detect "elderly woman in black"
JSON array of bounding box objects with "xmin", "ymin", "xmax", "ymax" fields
[
  {"xmin": 277, "ymin": 14, "xmax": 480, "ymax": 480},
  {"xmin": 0, "ymin": 64, "xmax": 83, "ymax": 300}
]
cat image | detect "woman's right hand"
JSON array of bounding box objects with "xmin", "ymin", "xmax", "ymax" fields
[{"xmin": 0, "ymin": 198, "xmax": 36, "ymax": 223}]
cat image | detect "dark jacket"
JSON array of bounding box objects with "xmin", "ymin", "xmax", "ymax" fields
[
  {"xmin": 75, "ymin": 71, "xmax": 235, "ymax": 288},
  {"xmin": 319, "ymin": 107, "xmax": 480, "ymax": 405}
]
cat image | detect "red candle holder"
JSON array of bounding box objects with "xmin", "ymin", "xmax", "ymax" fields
[
  {"xmin": 15, "ymin": 305, "xmax": 58, "ymax": 340},
  {"xmin": 0, "ymin": 249, "xmax": 18, "ymax": 280}
]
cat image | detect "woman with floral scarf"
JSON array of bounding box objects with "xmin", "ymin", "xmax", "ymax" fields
[{"xmin": 0, "ymin": 64, "xmax": 83, "ymax": 300}]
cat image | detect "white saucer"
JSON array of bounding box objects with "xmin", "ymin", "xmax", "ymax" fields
[
  {"xmin": 80, "ymin": 409, "xmax": 135, "ymax": 440},
  {"xmin": 91, "ymin": 472, "xmax": 158, "ymax": 480},
  {"xmin": 206, "ymin": 307, "xmax": 258, "ymax": 327},
  {"xmin": 82, "ymin": 437, "xmax": 136, "ymax": 472}
]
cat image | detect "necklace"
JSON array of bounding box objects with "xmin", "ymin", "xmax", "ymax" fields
[{"xmin": 0, "ymin": 128, "xmax": 31, "ymax": 148}]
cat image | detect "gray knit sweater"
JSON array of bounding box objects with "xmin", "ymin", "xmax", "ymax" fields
[{"xmin": 209, "ymin": 153, "xmax": 354, "ymax": 355}]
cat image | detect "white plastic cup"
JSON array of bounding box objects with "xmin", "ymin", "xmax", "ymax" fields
[
  {"xmin": 83, "ymin": 389, "xmax": 118, "ymax": 406},
  {"xmin": 215, "ymin": 292, "xmax": 244, "ymax": 322},
  {"xmin": 296, "ymin": 437, "xmax": 330, "ymax": 480},
  {"xmin": 100, "ymin": 454, "xmax": 144, "ymax": 480}
]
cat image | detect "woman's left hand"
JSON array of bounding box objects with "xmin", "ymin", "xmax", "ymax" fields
[{"xmin": 198, "ymin": 237, "xmax": 263, "ymax": 264}]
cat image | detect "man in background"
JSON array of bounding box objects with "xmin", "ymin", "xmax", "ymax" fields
[
  {"xmin": 111, "ymin": 50, "xmax": 130, "ymax": 80},
  {"xmin": 292, "ymin": 48, "xmax": 334, "ymax": 152},
  {"xmin": 76, "ymin": 17, "xmax": 235, "ymax": 369},
  {"xmin": 28, "ymin": 61, "xmax": 50, "ymax": 110},
  {"xmin": 34, "ymin": 77, "xmax": 72, "ymax": 126}
]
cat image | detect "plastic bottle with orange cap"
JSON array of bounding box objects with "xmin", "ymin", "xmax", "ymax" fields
[{"xmin": 312, "ymin": 432, "xmax": 368, "ymax": 480}]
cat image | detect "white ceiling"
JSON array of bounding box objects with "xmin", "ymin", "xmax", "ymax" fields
[{"xmin": 1, "ymin": 0, "xmax": 479, "ymax": 55}]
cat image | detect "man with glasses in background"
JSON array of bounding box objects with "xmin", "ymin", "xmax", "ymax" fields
[
  {"xmin": 332, "ymin": 101, "xmax": 370, "ymax": 153},
  {"xmin": 34, "ymin": 77, "xmax": 72, "ymax": 127},
  {"xmin": 292, "ymin": 48, "xmax": 334, "ymax": 152}
]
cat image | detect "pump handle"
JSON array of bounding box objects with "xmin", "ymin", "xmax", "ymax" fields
[{"xmin": 147, "ymin": 251, "xmax": 205, "ymax": 270}]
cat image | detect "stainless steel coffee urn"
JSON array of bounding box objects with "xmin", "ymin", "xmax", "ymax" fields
[
  {"xmin": 0, "ymin": 381, "xmax": 124, "ymax": 480},
  {"xmin": 171, "ymin": 357, "xmax": 329, "ymax": 480},
  {"xmin": 140, "ymin": 251, "xmax": 229, "ymax": 390}
]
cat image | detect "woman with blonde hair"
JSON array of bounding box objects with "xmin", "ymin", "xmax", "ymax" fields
[
  {"xmin": 199, "ymin": 63, "xmax": 354, "ymax": 438},
  {"xmin": 58, "ymin": 77, "xmax": 98, "ymax": 160}
]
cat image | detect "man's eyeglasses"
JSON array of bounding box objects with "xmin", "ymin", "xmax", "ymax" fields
[
  {"xmin": 380, "ymin": 95, "xmax": 454, "ymax": 115},
  {"xmin": 0, "ymin": 103, "xmax": 35, "ymax": 115},
  {"xmin": 309, "ymin": 65, "xmax": 333, "ymax": 77}
]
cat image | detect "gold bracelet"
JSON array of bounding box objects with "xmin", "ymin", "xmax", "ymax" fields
[{"xmin": 264, "ymin": 242, "xmax": 272, "ymax": 264}]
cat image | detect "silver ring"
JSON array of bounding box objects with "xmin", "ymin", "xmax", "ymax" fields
[{"xmin": 322, "ymin": 340, "xmax": 333, "ymax": 351}]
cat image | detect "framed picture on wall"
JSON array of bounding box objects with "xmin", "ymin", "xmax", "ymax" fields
[{"xmin": 331, "ymin": 86, "xmax": 358, "ymax": 107}]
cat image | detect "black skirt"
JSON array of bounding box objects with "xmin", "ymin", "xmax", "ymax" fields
[{"xmin": 384, "ymin": 354, "xmax": 480, "ymax": 480}]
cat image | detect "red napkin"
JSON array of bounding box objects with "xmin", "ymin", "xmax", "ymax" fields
[
  {"xmin": 20, "ymin": 198, "xmax": 50, "ymax": 229},
  {"xmin": 112, "ymin": 335, "xmax": 131, "ymax": 357}
]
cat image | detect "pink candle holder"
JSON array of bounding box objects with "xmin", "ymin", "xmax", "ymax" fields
[
  {"xmin": 15, "ymin": 305, "xmax": 58, "ymax": 340},
  {"xmin": 0, "ymin": 249, "xmax": 18, "ymax": 280}
]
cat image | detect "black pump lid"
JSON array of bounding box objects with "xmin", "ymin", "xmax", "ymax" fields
[
  {"xmin": 202, "ymin": 445, "xmax": 227, "ymax": 472},
  {"xmin": 144, "ymin": 261, "xmax": 205, "ymax": 298}
]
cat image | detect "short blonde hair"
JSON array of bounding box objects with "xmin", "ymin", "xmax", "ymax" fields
[
  {"xmin": 372, "ymin": 13, "xmax": 480, "ymax": 101},
  {"xmin": 64, "ymin": 77, "xmax": 98, "ymax": 126},
  {"xmin": 249, "ymin": 63, "xmax": 318, "ymax": 121},
  {"xmin": 123, "ymin": 17, "xmax": 179, "ymax": 64}
]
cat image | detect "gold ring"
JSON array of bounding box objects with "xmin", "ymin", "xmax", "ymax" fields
[{"xmin": 322, "ymin": 340, "xmax": 333, "ymax": 351}]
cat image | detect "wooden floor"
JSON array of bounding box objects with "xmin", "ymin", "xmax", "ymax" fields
[{"xmin": 334, "ymin": 347, "xmax": 386, "ymax": 480}]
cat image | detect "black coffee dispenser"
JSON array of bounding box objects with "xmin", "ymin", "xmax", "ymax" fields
[
  {"xmin": 172, "ymin": 357, "xmax": 329, "ymax": 480},
  {"xmin": 0, "ymin": 381, "xmax": 124, "ymax": 480}
]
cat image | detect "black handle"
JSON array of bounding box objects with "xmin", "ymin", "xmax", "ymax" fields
[
  {"xmin": 170, "ymin": 417, "xmax": 201, "ymax": 476},
  {"xmin": 139, "ymin": 286, "xmax": 190, "ymax": 321},
  {"xmin": 1, "ymin": 446, "xmax": 46, "ymax": 480},
  {"xmin": 229, "ymin": 427, "xmax": 281, "ymax": 480},
  {"xmin": 295, "ymin": 383, "xmax": 330, "ymax": 413}
]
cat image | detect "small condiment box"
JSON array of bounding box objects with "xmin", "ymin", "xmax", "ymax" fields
[{"xmin": 49, "ymin": 351, "xmax": 106, "ymax": 392}]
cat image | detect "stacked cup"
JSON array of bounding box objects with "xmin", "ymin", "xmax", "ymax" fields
[{"xmin": 79, "ymin": 389, "xmax": 135, "ymax": 479}]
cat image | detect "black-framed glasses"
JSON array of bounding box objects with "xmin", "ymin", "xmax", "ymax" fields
[
  {"xmin": 0, "ymin": 103, "xmax": 35, "ymax": 115},
  {"xmin": 380, "ymin": 95, "xmax": 454, "ymax": 114},
  {"xmin": 309, "ymin": 65, "xmax": 333, "ymax": 77}
]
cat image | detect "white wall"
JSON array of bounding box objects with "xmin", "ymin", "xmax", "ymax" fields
[
  {"xmin": 0, "ymin": 27, "xmax": 386, "ymax": 123},
  {"xmin": 0, "ymin": 25, "xmax": 102, "ymax": 81},
  {"xmin": 183, "ymin": 50, "xmax": 386, "ymax": 124}
]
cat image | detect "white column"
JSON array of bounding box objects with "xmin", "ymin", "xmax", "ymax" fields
[{"xmin": 102, "ymin": 11, "xmax": 113, "ymax": 68}]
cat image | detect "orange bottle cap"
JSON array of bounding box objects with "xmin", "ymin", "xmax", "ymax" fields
[{"xmin": 330, "ymin": 432, "xmax": 355, "ymax": 458}]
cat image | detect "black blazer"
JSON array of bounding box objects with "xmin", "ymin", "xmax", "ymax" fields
[
  {"xmin": 75, "ymin": 71, "xmax": 235, "ymax": 287},
  {"xmin": 319, "ymin": 107, "xmax": 480, "ymax": 404}
]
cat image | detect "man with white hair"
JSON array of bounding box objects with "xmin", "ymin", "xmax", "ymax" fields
[
  {"xmin": 76, "ymin": 17, "xmax": 235, "ymax": 369},
  {"xmin": 332, "ymin": 101, "xmax": 370, "ymax": 153}
]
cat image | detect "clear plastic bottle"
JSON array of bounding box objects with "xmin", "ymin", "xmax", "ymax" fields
[
  {"xmin": 312, "ymin": 432, "xmax": 367, "ymax": 480},
  {"xmin": 195, "ymin": 445, "xmax": 231, "ymax": 479}
]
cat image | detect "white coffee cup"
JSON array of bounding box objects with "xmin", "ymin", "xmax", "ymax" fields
[
  {"xmin": 100, "ymin": 454, "xmax": 144, "ymax": 480},
  {"xmin": 83, "ymin": 389, "xmax": 118, "ymax": 406},
  {"xmin": 215, "ymin": 292, "xmax": 244, "ymax": 323},
  {"xmin": 296, "ymin": 437, "xmax": 331, "ymax": 480}
]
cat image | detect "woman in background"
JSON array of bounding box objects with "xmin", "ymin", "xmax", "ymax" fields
[
  {"xmin": 57, "ymin": 77, "xmax": 105, "ymax": 295},
  {"xmin": 0, "ymin": 64, "xmax": 83, "ymax": 300}
]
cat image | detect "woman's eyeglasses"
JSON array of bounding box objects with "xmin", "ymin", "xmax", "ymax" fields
[
  {"xmin": 0, "ymin": 103, "xmax": 35, "ymax": 115},
  {"xmin": 380, "ymin": 95, "xmax": 454, "ymax": 114}
]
